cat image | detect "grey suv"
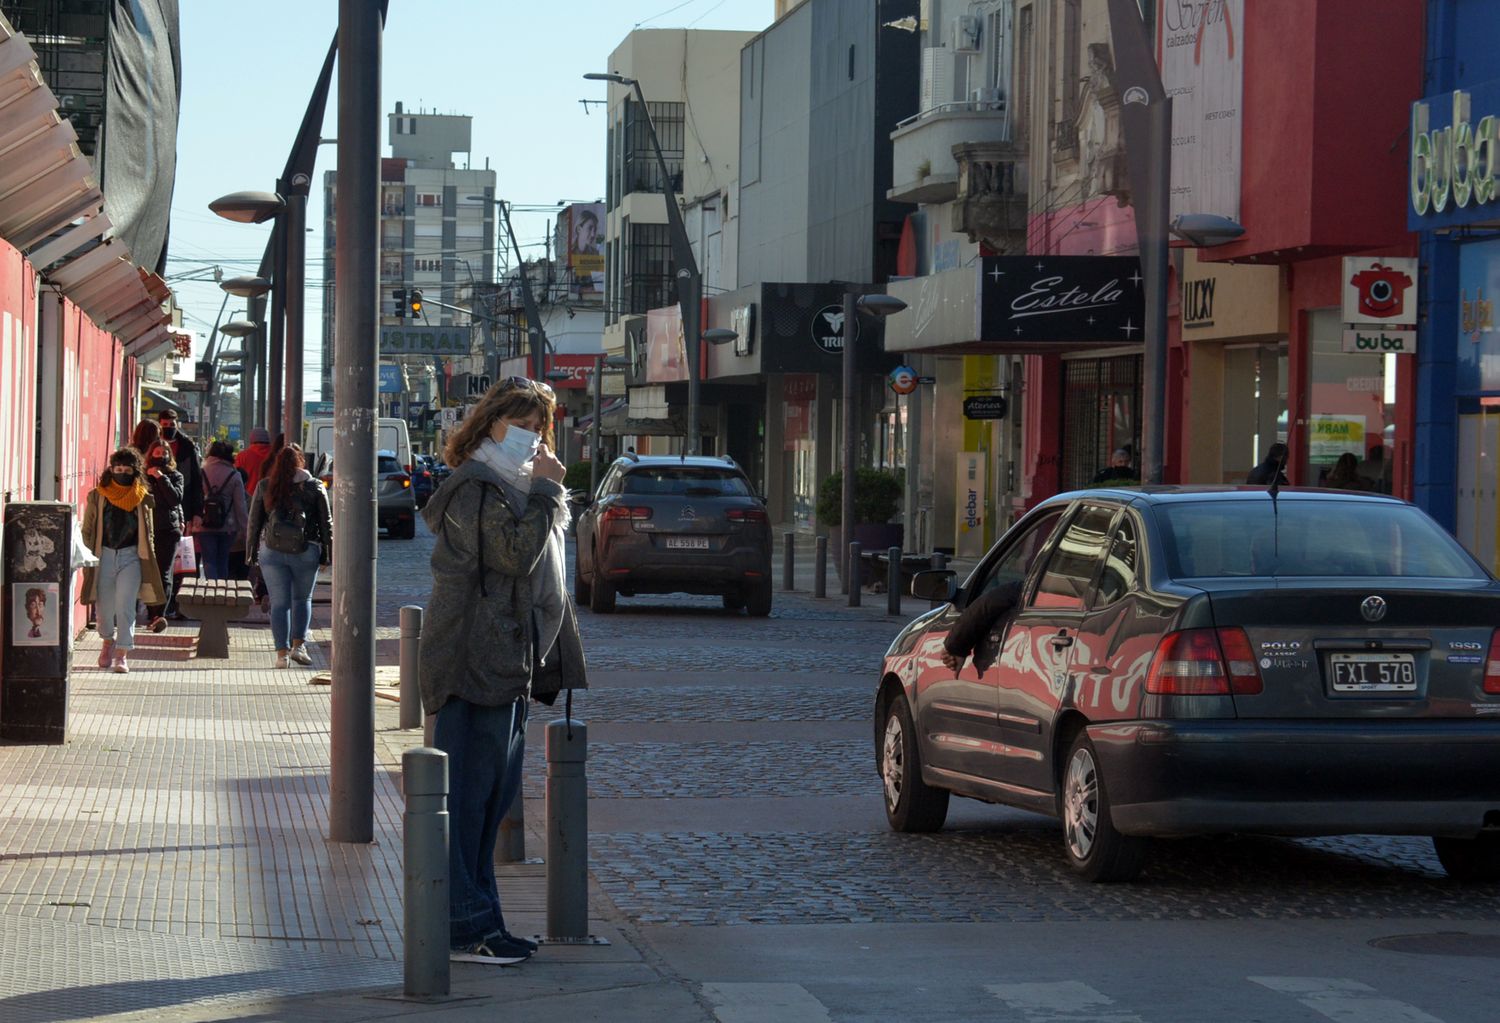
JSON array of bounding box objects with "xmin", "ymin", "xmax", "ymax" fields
[{"xmin": 573, "ymin": 455, "xmax": 773, "ymax": 615}]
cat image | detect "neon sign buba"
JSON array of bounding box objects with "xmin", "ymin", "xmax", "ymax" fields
[{"xmin": 1411, "ymin": 90, "xmax": 1500, "ymax": 216}]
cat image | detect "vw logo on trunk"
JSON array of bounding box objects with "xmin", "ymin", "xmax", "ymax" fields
[{"xmin": 1361, "ymin": 595, "xmax": 1388, "ymax": 623}]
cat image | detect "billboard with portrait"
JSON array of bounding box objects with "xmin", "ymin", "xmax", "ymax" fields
[{"xmin": 560, "ymin": 203, "xmax": 605, "ymax": 291}]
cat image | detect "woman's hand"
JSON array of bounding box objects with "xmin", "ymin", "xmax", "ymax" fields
[{"xmin": 534, "ymin": 444, "xmax": 566, "ymax": 484}]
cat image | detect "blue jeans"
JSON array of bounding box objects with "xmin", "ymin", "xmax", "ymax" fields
[
  {"xmin": 198, "ymin": 532, "xmax": 231, "ymax": 579},
  {"xmin": 96, "ymin": 546, "xmax": 141, "ymax": 650},
  {"xmin": 257, "ymin": 542, "xmax": 321, "ymax": 651},
  {"xmin": 434, "ymin": 696, "xmax": 527, "ymax": 947}
]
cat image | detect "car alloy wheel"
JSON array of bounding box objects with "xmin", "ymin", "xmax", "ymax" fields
[
  {"xmin": 882, "ymin": 713, "xmax": 905, "ymax": 813},
  {"xmin": 1063, "ymin": 744, "xmax": 1101, "ymax": 863}
]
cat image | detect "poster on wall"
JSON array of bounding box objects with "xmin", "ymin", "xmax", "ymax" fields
[
  {"xmin": 1308, "ymin": 414, "xmax": 1367, "ymax": 464},
  {"xmin": 1156, "ymin": 0, "xmax": 1244, "ymax": 221},
  {"xmin": 559, "ymin": 203, "xmax": 605, "ymax": 278},
  {"xmin": 11, "ymin": 582, "xmax": 60, "ymax": 647}
]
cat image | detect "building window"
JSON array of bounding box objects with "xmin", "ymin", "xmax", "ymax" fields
[
  {"xmin": 1016, "ymin": 4, "xmax": 1033, "ymax": 143},
  {"xmin": 417, "ymin": 192, "xmax": 441, "ymax": 207},
  {"xmin": 1062, "ymin": 0, "xmax": 1081, "ymax": 125},
  {"xmin": 622, "ymin": 222, "xmax": 676, "ymax": 314},
  {"xmin": 623, "ymin": 100, "xmax": 684, "ymax": 195},
  {"xmin": 606, "ymin": 124, "xmax": 617, "ymax": 211},
  {"xmin": 1060, "ymin": 354, "xmax": 1142, "ymax": 489}
]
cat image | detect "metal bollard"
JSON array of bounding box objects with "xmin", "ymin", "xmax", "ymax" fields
[
  {"xmin": 930, "ymin": 552, "xmax": 949, "ymax": 609},
  {"xmin": 545, "ymin": 718, "xmax": 589, "ymax": 940},
  {"xmin": 403, "ymin": 748, "xmax": 449, "ymax": 997},
  {"xmin": 814, "ymin": 536, "xmax": 828, "ymax": 599},
  {"xmin": 887, "ymin": 546, "xmax": 902, "ymax": 616},
  {"xmin": 497, "ymin": 789, "xmax": 526, "ymax": 862},
  {"xmin": 782, "ymin": 532, "xmax": 795, "ymax": 591},
  {"xmin": 399, "ymin": 606, "xmax": 423, "ymax": 730},
  {"xmin": 848, "ymin": 541, "xmax": 862, "ymax": 608}
]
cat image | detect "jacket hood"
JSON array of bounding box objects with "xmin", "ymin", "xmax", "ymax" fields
[{"xmin": 421, "ymin": 457, "xmax": 504, "ymax": 530}]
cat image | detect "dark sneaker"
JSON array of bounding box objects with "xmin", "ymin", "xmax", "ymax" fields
[
  {"xmin": 149, "ymin": 617, "xmax": 168, "ymax": 634},
  {"xmin": 502, "ymin": 931, "xmax": 539, "ymax": 953},
  {"xmin": 450, "ymin": 933, "xmax": 532, "ymax": 965}
]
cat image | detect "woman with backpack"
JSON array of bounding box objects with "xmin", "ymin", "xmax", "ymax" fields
[
  {"xmin": 246, "ymin": 444, "xmax": 332, "ymax": 669},
  {"xmin": 195, "ymin": 440, "xmax": 248, "ymax": 580},
  {"xmin": 130, "ymin": 420, "xmax": 184, "ymax": 633}
]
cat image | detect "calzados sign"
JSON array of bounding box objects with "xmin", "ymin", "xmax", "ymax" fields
[{"xmin": 978, "ymin": 256, "xmax": 1146, "ymax": 344}]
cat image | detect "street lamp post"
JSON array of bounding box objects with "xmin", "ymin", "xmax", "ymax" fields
[
  {"xmin": 583, "ymin": 72, "xmax": 710, "ymax": 455},
  {"xmin": 219, "ymin": 319, "xmax": 259, "ymax": 441},
  {"xmin": 587, "ymin": 354, "xmax": 631, "ymax": 496},
  {"xmin": 839, "ymin": 291, "xmax": 906, "ymax": 592},
  {"xmin": 208, "ymin": 190, "xmax": 285, "ymax": 436},
  {"xmin": 330, "ymin": 0, "xmax": 381, "ymax": 845}
]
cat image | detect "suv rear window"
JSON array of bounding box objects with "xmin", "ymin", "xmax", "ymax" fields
[
  {"xmin": 378, "ymin": 456, "xmax": 404, "ymax": 475},
  {"xmin": 622, "ymin": 469, "xmax": 751, "ymax": 497},
  {"xmin": 1156, "ymin": 500, "xmax": 1485, "ymax": 579}
]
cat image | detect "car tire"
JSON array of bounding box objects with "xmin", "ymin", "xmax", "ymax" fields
[
  {"xmin": 395, "ymin": 518, "xmax": 416, "ymax": 540},
  {"xmin": 574, "ymin": 556, "xmax": 592, "ymax": 605},
  {"xmin": 722, "ymin": 593, "xmax": 745, "ymax": 611},
  {"xmin": 1432, "ymin": 834, "xmax": 1500, "ymax": 881},
  {"xmin": 745, "ymin": 580, "xmax": 773, "ymax": 618},
  {"xmin": 589, "ymin": 572, "xmax": 616, "ymax": 614},
  {"xmin": 881, "ymin": 695, "xmax": 949, "ymax": 833},
  {"xmin": 1060, "ymin": 732, "xmax": 1147, "ymax": 882}
]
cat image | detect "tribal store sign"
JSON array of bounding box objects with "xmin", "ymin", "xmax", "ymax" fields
[
  {"xmin": 379, "ymin": 325, "xmax": 473, "ymax": 356},
  {"xmin": 978, "ymin": 257, "xmax": 1146, "ymax": 344}
]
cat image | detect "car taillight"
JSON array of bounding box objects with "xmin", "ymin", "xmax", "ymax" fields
[
  {"xmin": 727, "ymin": 507, "xmax": 768, "ymax": 523},
  {"xmin": 393, "ymin": 474, "xmax": 410, "ymax": 488},
  {"xmin": 1485, "ymin": 629, "xmax": 1500, "ymax": 694},
  {"xmin": 1145, "ymin": 627, "xmax": 1262, "ymax": 696},
  {"xmin": 601, "ymin": 505, "xmax": 653, "ymax": 522}
]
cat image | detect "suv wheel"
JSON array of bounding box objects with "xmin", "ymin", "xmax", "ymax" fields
[
  {"xmin": 573, "ymin": 554, "xmax": 592, "ymax": 605},
  {"xmin": 589, "ymin": 572, "xmax": 616, "ymax": 614},
  {"xmin": 722, "ymin": 593, "xmax": 745, "ymax": 612},
  {"xmin": 395, "ymin": 518, "xmax": 416, "ymax": 540},
  {"xmin": 745, "ymin": 580, "xmax": 773, "ymax": 617}
]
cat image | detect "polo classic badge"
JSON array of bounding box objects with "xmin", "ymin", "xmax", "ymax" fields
[{"xmin": 1361, "ymin": 595, "xmax": 1388, "ymax": 623}]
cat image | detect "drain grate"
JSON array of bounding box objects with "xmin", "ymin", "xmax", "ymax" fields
[{"xmin": 1370, "ymin": 931, "xmax": 1500, "ymax": 958}]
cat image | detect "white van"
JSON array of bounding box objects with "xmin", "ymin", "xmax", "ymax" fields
[{"xmin": 304, "ymin": 417, "xmax": 413, "ymax": 476}]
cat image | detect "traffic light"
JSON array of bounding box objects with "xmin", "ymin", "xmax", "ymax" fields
[
  {"xmin": 409, "ymin": 289, "xmax": 423, "ymax": 318},
  {"xmin": 393, "ymin": 288, "xmax": 406, "ymax": 319}
]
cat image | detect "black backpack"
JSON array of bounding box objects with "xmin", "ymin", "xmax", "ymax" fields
[
  {"xmin": 265, "ymin": 488, "xmax": 310, "ymax": 554},
  {"xmin": 201, "ymin": 472, "xmax": 232, "ymax": 530}
]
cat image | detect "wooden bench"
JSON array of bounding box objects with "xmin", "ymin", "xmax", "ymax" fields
[{"xmin": 175, "ymin": 579, "xmax": 255, "ymax": 659}]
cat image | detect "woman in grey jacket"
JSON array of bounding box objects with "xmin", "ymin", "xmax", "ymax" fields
[{"xmin": 420, "ymin": 377, "xmax": 576, "ymax": 966}]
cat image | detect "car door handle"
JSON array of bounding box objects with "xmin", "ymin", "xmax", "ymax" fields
[{"xmin": 1051, "ymin": 632, "xmax": 1074, "ymax": 650}]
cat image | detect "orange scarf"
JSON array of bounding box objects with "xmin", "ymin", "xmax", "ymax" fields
[{"xmin": 100, "ymin": 478, "xmax": 148, "ymax": 513}]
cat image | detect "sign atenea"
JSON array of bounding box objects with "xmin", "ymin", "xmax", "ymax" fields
[{"xmin": 978, "ymin": 256, "xmax": 1147, "ymax": 344}]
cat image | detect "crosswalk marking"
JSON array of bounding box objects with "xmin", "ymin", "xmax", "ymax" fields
[
  {"xmin": 701, "ymin": 982, "xmax": 835, "ymax": 1023},
  {"xmin": 1251, "ymin": 977, "xmax": 1446, "ymax": 1023},
  {"xmin": 987, "ymin": 981, "xmax": 1146, "ymax": 1021}
]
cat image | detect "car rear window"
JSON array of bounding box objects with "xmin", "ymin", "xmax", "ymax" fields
[
  {"xmin": 622, "ymin": 469, "xmax": 751, "ymax": 497},
  {"xmin": 378, "ymin": 456, "xmax": 403, "ymax": 474},
  {"xmin": 1155, "ymin": 500, "xmax": 1486, "ymax": 579}
]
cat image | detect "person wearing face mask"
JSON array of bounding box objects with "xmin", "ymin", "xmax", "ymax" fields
[
  {"xmin": 156, "ymin": 410, "xmax": 202, "ymax": 618},
  {"xmin": 130, "ymin": 420, "xmax": 186, "ymax": 633},
  {"xmin": 81, "ymin": 447, "xmax": 167, "ymax": 673},
  {"xmin": 420, "ymin": 377, "xmax": 588, "ymax": 966}
]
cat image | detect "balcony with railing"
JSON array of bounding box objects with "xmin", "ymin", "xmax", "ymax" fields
[
  {"xmin": 621, "ymin": 273, "xmax": 676, "ymax": 316},
  {"xmin": 889, "ymin": 99, "xmax": 1018, "ymax": 206}
]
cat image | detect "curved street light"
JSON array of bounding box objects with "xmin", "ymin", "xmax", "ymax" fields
[{"xmin": 208, "ymin": 191, "xmax": 284, "ymax": 225}]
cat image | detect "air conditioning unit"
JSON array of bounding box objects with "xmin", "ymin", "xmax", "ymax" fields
[{"xmin": 951, "ymin": 15, "xmax": 982, "ymax": 53}]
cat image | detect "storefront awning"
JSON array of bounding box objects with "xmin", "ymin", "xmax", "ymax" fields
[
  {"xmin": 0, "ymin": 16, "xmax": 169, "ymax": 343},
  {"xmin": 140, "ymin": 387, "xmax": 189, "ymax": 417},
  {"xmin": 572, "ymin": 397, "xmax": 627, "ymax": 429}
]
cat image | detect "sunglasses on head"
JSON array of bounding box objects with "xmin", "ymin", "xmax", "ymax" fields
[{"xmin": 500, "ymin": 375, "xmax": 555, "ymax": 397}]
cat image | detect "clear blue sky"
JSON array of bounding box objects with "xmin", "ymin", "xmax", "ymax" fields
[{"xmin": 169, "ymin": 0, "xmax": 771, "ymax": 401}]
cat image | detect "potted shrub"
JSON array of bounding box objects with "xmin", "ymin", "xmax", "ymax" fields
[{"xmin": 817, "ymin": 469, "xmax": 904, "ymax": 585}]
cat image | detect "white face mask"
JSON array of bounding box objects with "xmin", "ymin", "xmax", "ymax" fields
[
  {"xmin": 479, "ymin": 424, "xmax": 540, "ymax": 487},
  {"xmin": 498, "ymin": 424, "xmax": 540, "ymax": 465}
]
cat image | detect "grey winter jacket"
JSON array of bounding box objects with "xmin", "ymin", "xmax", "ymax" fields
[{"xmin": 419, "ymin": 457, "xmax": 585, "ymax": 714}]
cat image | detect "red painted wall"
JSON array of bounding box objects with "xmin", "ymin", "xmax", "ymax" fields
[{"xmin": 1209, "ymin": 0, "xmax": 1423, "ymax": 264}]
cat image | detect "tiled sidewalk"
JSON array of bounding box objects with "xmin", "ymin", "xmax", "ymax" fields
[{"xmin": 0, "ymin": 622, "xmax": 409, "ymax": 1020}]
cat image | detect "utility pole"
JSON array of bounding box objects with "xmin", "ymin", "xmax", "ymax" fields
[
  {"xmin": 330, "ymin": 0, "xmax": 381, "ymax": 844},
  {"xmin": 498, "ymin": 200, "xmax": 548, "ymax": 380}
]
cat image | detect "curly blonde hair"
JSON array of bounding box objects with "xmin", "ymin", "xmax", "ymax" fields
[{"xmin": 442, "ymin": 378, "xmax": 556, "ymax": 468}]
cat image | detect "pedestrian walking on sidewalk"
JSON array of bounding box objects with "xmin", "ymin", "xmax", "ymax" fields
[
  {"xmin": 195, "ymin": 441, "xmax": 248, "ymax": 579},
  {"xmin": 246, "ymin": 444, "xmax": 332, "ymax": 670},
  {"xmin": 81, "ymin": 447, "xmax": 167, "ymax": 674},
  {"xmin": 129, "ymin": 421, "xmax": 186, "ymax": 634},
  {"xmin": 235, "ymin": 426, "xmax": 273, "ymax": 494},
  {"xmin": 421, "ymin": 377, "xmax": 586, "ymax": 966}
]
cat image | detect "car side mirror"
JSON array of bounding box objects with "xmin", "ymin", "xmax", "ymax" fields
[
  {"xmin": 910, "ymin": 570, "xmax": 957, "ymax": 603},
  {"xmin": 568, "ymin": 489, "xmax": 594, "ymax": 508}
]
